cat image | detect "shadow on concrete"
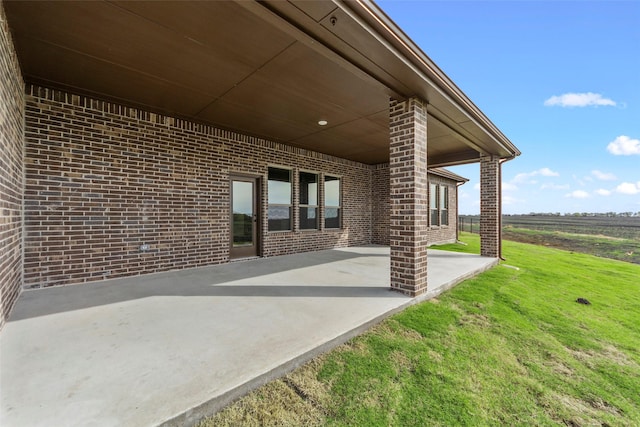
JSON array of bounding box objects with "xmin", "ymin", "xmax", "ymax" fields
[{"xmin": 9, "ymin": 248, "xmax": 395, "ymax": 321}]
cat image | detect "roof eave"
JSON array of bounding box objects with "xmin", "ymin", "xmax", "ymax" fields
[{"xmin": 337, "ymin": 0, "xmax": 521, "ymax": 159}]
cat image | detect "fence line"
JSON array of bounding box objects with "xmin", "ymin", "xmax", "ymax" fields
[{"xmin": 458, "ymin": 216, "xmax": 479, "ymax": 234}]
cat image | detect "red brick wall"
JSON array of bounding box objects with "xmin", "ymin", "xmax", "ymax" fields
[
  {"xmin": 389, "ymin": 98, "xmax": 429, "ymax": 296},
  {"xmin": 23, "ymin": 85, "xmax": 373, "ymax": 288},
  {"xmin": 480, "ymin": 155, "xmax": 500, "ymax": 257},
  {"xmin": 0, "ymin": 2, "xmax": 24, "ymax": 327},
  {"xmin": 371, "ymin": 163, "xmax": 461, "ymax": 247},
  {"xmin": 371, "ymin": 164, "xmax": 390, "ymax": 245}
]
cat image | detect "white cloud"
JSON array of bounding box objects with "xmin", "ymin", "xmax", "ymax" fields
[
  {"xmin": 565, "ymin": 190, "xmax": 590, "ymax": 199},
  {"xmin": 544, "ymin": 92, "xmax": 616, "ymax": 108},
  {"xmin": 615, "ymin": 182, "xmax": 640, "ymax": 195},
  {"xmin": 607, "ymin": 135, "xmax": 640, "ymax": 156},
  {"xmin": 538, "ymin": 167, "xmax": 560, "ymax": 177},
  {"xmin": 502, "ymin": 182, "xmax": 518, "ymax": 191},
  {"xmin": 591, "ymin": 170, "xmax": 617, "ymax": 181},
  {"xmin": 503, "ymin": 195, "xmax": 522, "ymax": 206},
  {"xmin": 540, "ymin": 183, "xmax": 570, "ymax": 190},
  {"xmin": 595, "ymin": 189, "xmax": 612, "ymax": 196},
  {"xmin": 473, "ymin": 183, "xmax": 480, "ymax": 191},
  {"xmin": 513, "ymin": 168, "xmax": 559, "ymax": 184}
]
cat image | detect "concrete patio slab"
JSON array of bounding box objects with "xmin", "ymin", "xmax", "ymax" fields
[{"xmin": 1, "ymin": 247, "xmax": 497, "ymax": 427}]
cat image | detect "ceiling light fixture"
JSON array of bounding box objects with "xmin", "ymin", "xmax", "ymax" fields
[{"xmin": 318, "ymin": 120, "xmax": 328, "ymax": 126}]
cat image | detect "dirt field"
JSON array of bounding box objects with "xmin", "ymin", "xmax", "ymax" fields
[{"xmin": 459, "ymin": 214, "xmax": 640, "ymax": 265}]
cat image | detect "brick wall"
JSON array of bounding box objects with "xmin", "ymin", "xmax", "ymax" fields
[
  {"xmin": 371, "ymin": 163, "xmax": 390, "ymax": 245},
  {"xmin": 389, "ymin": 98, "xmax": 429, "ymax": 296},
  {"xmin": 480, "ymin": 154, "xmax": 500, "ymax": 257},
  {"xmin": 371, "ymin": 164, "xmax": 461, "ymax": 247},
  {"xmin": 23, "ymin": 85, "xmax": 373, "ymax": 289},
  {"xmin": 0, "ymin": 1, "xmax": 24, "ymax": 328}
]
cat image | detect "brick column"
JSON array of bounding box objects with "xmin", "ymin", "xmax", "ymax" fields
[
  {"xmin": 389, "ymin": 98, "xmax": 429, "ymax": 296},
  {"xmin": 480, "ymin": 155, "xmax": 500, "ymax": 257}
]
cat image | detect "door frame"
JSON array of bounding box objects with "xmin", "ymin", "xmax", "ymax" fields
[{"xmin": 229, "ymin": 174, "xmax": 261, "ymax": 259}]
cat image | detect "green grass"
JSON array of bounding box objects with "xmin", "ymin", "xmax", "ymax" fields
[{"xmin": 199, "ymin": 233, "xmax": 640, "ymax": 426}]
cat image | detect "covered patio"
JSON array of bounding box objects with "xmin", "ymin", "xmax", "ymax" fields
[{"xmin": 1, "ymin": 247, "xmax": 497, "ymax": 426}]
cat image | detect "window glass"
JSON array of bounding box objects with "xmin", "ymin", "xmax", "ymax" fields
[
  {"xmin": 440, "ymin": 185, "xmax": 449, "ymax": 226},
  {"xmin": 268, "ymin": 206, "xmax": 291, "ymax": 231},
  {"xmin": 324, "ymin": 176, "xmax": 341, "ymax": 229},
  {"xmin": 299, "ymin": 172, "xmax": 318, "ymax": 206},
  {"xmin": 430, "ymin": 183, "xmax": 439, "ymax": 226},
  {"xmin": 440, "ymin": 185, "xmax": 448, "ymax": 210},
  {"xmin": 232, "ymin": 181, "xmax": 254, "ymax": 246},
  {"xmin": 268, "ymin": 167, "xmax": 291, "ymax": 231},
  {"xmin": 268, "ymin": 168, "xmax": 291, "ymax": 205},
  {"xmin": 324, "ymin": 176, "xmax": 340, "ymax": 207},
  {"xmin": 299, "ymin": 172, "xmax": 319, "ymax": 230},
  {"xmin": 299, "ymin": 206, "xmax": 318, "ymax": 230},
  {"xmin": 325, "ymin": 207, "xmax": 340, "ymax": 229}
]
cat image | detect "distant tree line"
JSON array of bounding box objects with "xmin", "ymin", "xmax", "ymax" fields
[{"xmin": 503, "ymin": 212, "xmax": 640, "ymax": 218}]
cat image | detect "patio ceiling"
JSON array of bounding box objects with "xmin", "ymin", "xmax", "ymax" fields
[{"xmin": 4, "ymin": 0, "xmax": 519, "ymax": 166}]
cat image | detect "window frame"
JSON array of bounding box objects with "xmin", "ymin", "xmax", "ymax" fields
[
  {"xmin": 298, "ymin": 170, "xmax": 319, "ymax": 231},
  {"xmin": 267, "ymin": 166, "xmax": 293, "ymax": 232},
  {"xmin": 323, "ymin": 175, "xmax": 342, "ymax": 230},
  {"xmin": 440, "ymin": 184, "xmax": 449, "ymax": 226},
  {"xmin": 429, "ymin": 182, "xmax": 439, "ymax": 226}
]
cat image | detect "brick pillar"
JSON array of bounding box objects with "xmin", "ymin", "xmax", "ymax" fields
[
  {"xmin": 389, "ymin": 98, "xmax": 429, "ymax": 296},
  {"xmin": 480, "ymin": 155, "xmax": 500, "ymax": 257}
]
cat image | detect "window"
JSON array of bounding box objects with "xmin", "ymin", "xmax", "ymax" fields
[
  {"xmin": 324, "ymin": 175, "xmax": 341, "ymax": 229},
  {"xmin": 268, "ymin": 167, "xmax": 291, "ymax": 231},
  {"xmin": 430, "ymin": 183, "xmax": 439, "ymax": 226},
  {"xmin": 429, "ymin": 183, "xmax": 449, "ymax": 227},
  {"xmin": 299, "ymin": 172, "xmax": 318, "ymax": 230},
  {"xmin": 440, "ymin": 185, "xmax": 449, "ymax": 226}
]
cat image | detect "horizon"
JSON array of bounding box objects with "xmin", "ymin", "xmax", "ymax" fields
[{"xmin": 460, "ymin": 211, "xmax": 640, "ymax": 217}]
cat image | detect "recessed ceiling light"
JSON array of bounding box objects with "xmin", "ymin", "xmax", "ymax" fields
[{"xmin": 318, "ymin": 120, "xmax": 328, "ymax": 126}]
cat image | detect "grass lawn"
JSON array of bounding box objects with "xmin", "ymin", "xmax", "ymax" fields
[{"xmin": 199, "ymin": 233, "xmax": 640, "ymax": 426}]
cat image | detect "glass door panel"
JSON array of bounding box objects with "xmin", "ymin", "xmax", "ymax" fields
[
  {"xmin": 230, "ymin": 177, "xmax": 258, "ymax": 258},
  {"xmin": 232, "ymin": 181, "xmax": 253, "ymax": 247}
]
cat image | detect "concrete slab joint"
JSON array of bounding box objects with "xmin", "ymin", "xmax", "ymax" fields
[{"xmin": 389, "ymin": 97, "xmax": 429, "ymax": 296}]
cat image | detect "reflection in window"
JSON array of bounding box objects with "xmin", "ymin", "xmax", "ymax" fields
[
  {"xmin": 440, "ymin": 185, "xmax": 449, "ymax": 226},
  {"xmin": 268, "ymin": 167, "xmax": 291, "ymax": 231},
  {"xmin": 299, "ymin": 172, "xmax": 318, "ymax": 230},
  {"xmin": 324, "ymin": 176, "xmax": 341, "ymax": 229},
  {"xmin": 232, "ymin": 180, "xmax": 254, "ymax": 246},
  {"xmin": 430, "ymin": 183, "xmax": 439, "ymax": 226}
]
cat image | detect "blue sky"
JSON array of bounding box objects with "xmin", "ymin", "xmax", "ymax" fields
[{"xmin": 378, "ymin": 0, "xmax": 640, "ymax": 214}]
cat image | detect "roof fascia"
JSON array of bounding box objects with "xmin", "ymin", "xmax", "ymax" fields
[
  {"xmin": 336, "ymin": 0, "xmax": 521, "ymax": 158},
  {"xmin": 429, "ymin": 168, "xmax": 470, "ymax": 183}
]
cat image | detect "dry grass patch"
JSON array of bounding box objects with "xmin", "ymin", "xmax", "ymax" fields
[
  {"xmin": 197, "ymin": 357, "xmax": 330, "ymax": 427},
  {"xmin": 458, "ymin": 313, "xmax": 491, "ymax": 328},
  {"xmin": 569, "ymin": 344, "xmax": 639, "ymax": 369}
]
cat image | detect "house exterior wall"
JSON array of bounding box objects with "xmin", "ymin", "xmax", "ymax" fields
[
  {"xmin": 426, "ymin": 173, "xmax": 460, "ymax": 245},
  {"xmin": 371, "ymin": 163, "xmax": 390, "ymax": 245},
  {"xmin": 23, "ymin": 85, "xmax": 372, "ymax": 289},
  {"xmin": 371, "ymin": 163, "xmax": 461, "ymax": 247},
  {"xmin": 0, "ymin": 2, "xmax": 24, "ymax": 328}
]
